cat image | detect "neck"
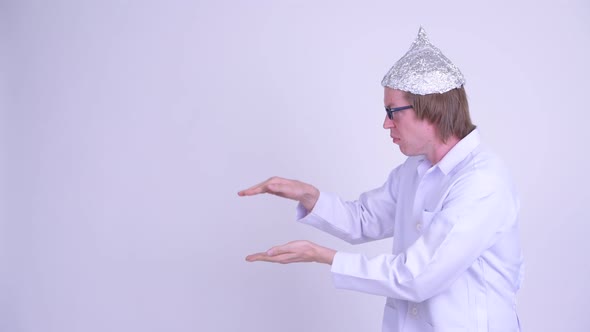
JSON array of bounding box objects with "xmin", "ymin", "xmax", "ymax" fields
[{"xmin": 426, "ymin": 136, "xmax": 460, "ymax": 165}]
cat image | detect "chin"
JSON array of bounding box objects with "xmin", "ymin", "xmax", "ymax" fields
[
  {"xmin": 399, "ymin": 146, "xmax": 418, "ymax": 157},
  {"xmin": 398, "ymin": 146, "xmax": 410, "ymax": 156}
]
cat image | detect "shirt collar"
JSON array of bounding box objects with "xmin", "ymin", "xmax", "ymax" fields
[{"xmin": 436, "ymin": 128, "xmax": 481, "ymax": 175}]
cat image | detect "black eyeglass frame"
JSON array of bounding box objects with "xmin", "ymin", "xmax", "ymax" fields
[{"xmin": 385, "ymin": 105, "xmax": 413, "ymax": 120}]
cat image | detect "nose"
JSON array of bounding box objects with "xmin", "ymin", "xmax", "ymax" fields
[{"xmin": 383, "ymin": 115, "xmax": 394, "ymax": 129}]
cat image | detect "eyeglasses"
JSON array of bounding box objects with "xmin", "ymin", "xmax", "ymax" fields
[{"xmin": 385, "ymin": 105, "xmax": 413, "ymax": 120}]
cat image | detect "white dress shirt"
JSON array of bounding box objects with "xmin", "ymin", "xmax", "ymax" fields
[{"xmin": 297, "ymin": 129, "xmax": 524, "ymax": 332}]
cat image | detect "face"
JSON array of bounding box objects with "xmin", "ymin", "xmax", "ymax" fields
[{"xmin": 383, "ymin": 88, "xmax": 437, "ymax": 157}]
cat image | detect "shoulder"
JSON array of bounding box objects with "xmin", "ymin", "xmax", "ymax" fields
[
  {"xmin": 387, "ymin": 155, "xmax": 423, "ymax": 179},
  {"xmin": 454, "ymin": 145, "xmax": 517, "ymax": 195}
]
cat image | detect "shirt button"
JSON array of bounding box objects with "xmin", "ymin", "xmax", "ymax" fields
[
  {"xmin": 416, "ymin": 223, "xmax": 422, "ymax": 231},
  {"xmin": 411, "ymin": 307, "xmax": 418, "ymax": 316}
]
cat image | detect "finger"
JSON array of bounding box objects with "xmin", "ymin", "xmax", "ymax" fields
[
  {"xmin": 270, "ymin": 253, "xmax": 300, "ymax": 264},
  {"xmin": 245, "ymin": 252, "xmax": 270, "ymax": 262},
  {"xmin": 266, "ymin": 242, "xmax": 309, "ymax": 263},
  {"xmin": 246, "ymin": 242, "xmax": 293, "ymax": 262},
  {"xmin": 244, "ymin": 242, "xmax": 289, "ymax": 262},
  {"xmin": 247, "ymin": 252, "xmax": 300, "ymax": 264},
  {"xmin": 265, "ymin": 242, "xmax": 292, "ymax": 256},
  {"xmin": 273, "ymin": 240, "xmax": 311, "ymax": 253},
  {"xmin": 237, "ymin": 183, "xmax": 268, "ymax": 196},
  {"xmin": 245, "ymin": 251, "xmax": 288, "ymax": 263},
  {"xmin": 237, "ymin": 177, "xmax": 282, "ymax": 196},
  {"xmin": 275, "ymin": 241, "xmax": 317, "ymax": 262}
]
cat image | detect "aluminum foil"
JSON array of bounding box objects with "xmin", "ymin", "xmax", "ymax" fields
[{"xmin": 381, "ymin": 27, "xmax": 465, "ymax": 95}]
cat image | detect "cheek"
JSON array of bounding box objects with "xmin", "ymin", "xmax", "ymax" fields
[{"xmin": 396, "ymin": 120, "xmax": 414, "ymax": 134}]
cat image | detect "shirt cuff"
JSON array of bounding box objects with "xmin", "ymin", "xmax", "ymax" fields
[
  {"xmin": 295, "ymin": 201, "xmax": 310, "ymax": 220},
  {"xmin": 331, "ymin": 251, "xmax": 356, "ymax": 274},
  {"xmin": 295, "ymin": 191, "xmax": 328, "ymax": 220},
  {"xmin": 330, "ymin": 251, "xmax": 361, "ymax": 288}
]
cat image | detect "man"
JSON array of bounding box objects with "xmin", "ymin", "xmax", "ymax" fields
[{"xmin": 238, "ymin": 27, "xmax": 524, "ymax": 332}]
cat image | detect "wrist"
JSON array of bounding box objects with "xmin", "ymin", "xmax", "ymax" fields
[
  {"xmin": 301, "ymin": 186, "xmax": 320, "ymax": 212},
  {"xmin": 315, "ymin": 245, "xmax": 336, "ymax": 265}
]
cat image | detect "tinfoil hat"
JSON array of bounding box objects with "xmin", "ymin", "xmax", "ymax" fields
[{"xmin": 381, "ymin": 27, "xmax": 465, "ymax": 95}]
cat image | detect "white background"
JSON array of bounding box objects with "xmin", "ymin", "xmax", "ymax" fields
[{"xmin": 2, "ymin": 0, "xmax": 589, "ymax": 331}]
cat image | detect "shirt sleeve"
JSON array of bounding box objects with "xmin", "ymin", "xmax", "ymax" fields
[
  {"xmin": 329, "ymin": 172, "xmax": 519, "ymax": 302},
  {"xmin": 295, "ymin": 166, "xmax": 401, "ymax": 244}
]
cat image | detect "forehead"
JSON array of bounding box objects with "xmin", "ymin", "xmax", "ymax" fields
[{"xmin": 383, "ymin": 88, "xmax": 410, "ymax": 106}]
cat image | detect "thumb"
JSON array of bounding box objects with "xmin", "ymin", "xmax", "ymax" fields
[{"xmin": 266, "ymin": 244, "xmax": 288, "ymax": 256}]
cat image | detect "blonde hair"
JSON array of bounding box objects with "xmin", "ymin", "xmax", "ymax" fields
[{"xmin": 405, "ymin": 86, "xmax": 476, "ymax": 142}]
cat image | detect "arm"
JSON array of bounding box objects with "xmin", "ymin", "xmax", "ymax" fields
[
  {"xmin": 240, "ymin": 168, "xmax": 401, "ymax": 263},
  {"xmin": 238, "ymin": 167, "xmax": 401, "ymax": 244},
  {"xmin": 297, "ymin": 167, "xmax": 401, "ymax": 244},
  {"xmin": 330, "ymin": 173, "xmax": 519, "ymax": 302}
]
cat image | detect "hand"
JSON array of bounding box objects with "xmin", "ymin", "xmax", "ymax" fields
[
  {"xmin": 245, "ymin": 240, "xmax": 336, "ymax": 265},
  {"xmin": 238, "ymin": 177, "xmax": 320, "ymax": 212}
]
